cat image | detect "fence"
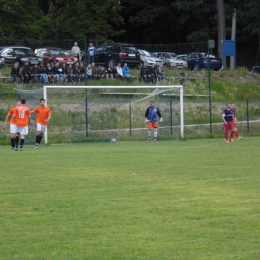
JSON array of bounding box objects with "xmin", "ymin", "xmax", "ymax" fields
[{"xmin": 0, "ymin": 88, "xmax": 259, "ymax": 145}]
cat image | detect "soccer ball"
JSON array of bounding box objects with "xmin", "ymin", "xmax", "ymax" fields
[{"xmin": 111, "ymin": 138, "xmax": 117, "ymax": 143}]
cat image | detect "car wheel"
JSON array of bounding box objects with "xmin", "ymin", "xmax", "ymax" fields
[
  {"xmin": 193, "ymin": 64, "xmax": 200, "ymax": 71},
  {"xmin": 108, "ymin": 59, "xmax": 115, "ymax": 68}
]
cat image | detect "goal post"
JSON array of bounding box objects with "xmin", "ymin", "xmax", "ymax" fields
[{"xmin": 43, "ymin": 85, "xmax": 184, "ymax": 144}]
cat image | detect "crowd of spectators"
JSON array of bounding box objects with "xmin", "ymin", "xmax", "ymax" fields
[{"xmin": 10, "ymin": 62, "xmax": 137, "ymax": 84}]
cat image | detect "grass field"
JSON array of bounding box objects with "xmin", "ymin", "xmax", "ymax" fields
[{"xmin": 1, "ymin": 138, "xmax": 260, "ymax": 260}]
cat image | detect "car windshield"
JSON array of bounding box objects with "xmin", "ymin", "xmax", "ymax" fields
[
  {"xmin": 14, "ymin": 48, "xmax": 34, "ymax": 55},
  {"xmin": 121, "ymin": 46, "xmax": 137, "ymax": 52},
  {"xmin": 49, "ymin": 49, "xmax": 68, "ymax": 55},
  {"xmin": 139, "ymin": 50, "xmax": 153, "ymax": 57}
]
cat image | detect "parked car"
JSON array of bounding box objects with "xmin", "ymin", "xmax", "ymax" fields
[
  {"xmin": 0, "ymin": 46, "xmax": 43, "ymax": 66},
  {"xmin": 82, "ymin": 43, "xmax": 140, "ymax": 67},
  {"xmin": 0, "ymin": 57, "xmax": 5, "ymax": 66},
  {"xmin": 186, "ymin": 52, "xmax": 222, "ymax": 71},
  {"xmin": 138, "ymin": 49, "xmax": 163, "ymax": 67},
  {"xmin": 65, "ymin": 50, "xmax": 85, "ymax": 61},
  {"xmin": 251, "ymin": 66, "xmax": 260, "ymax": 73},
  {"xmin": 175, "ymin": 54, "xmax": 188, "ymax": 61},
  {"xmin": 153, "ymin": 52, "xmax": 188, "ymax": 69},
  {"xmin": 36, "ymin": 47, "xmax": 78, "ymax": 67}
]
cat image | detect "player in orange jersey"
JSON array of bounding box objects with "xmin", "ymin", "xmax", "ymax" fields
[
  {"xmin": 13, "ymin": 98, "xmax": 31, "ymax": 151},
  {"xmin": 31, "ymin": 98, "xmax": 52, "ymax": 149},
  {"xmin": 4, "ymin": 100, "xmax": 21, "ymax": 149}
]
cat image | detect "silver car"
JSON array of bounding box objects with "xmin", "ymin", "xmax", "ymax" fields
[
  {"xmin": 153, "ymin": 52, "xmax": 188, "ymax": 69},
  {"xmin": 138, "ymin": 49, "xmax": 163, "ymax": 67}
]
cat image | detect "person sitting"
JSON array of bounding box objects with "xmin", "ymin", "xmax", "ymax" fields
[
  {"xmin": 39, "ymin": 62, "xmax": 48, "ymax": 84},
  {"xmin": 122, "ymin": 63, "xmax": 133, "ymax": 81},
  {"xmin": 79, "ymin": 63, "xmax": 85, "ymax": 83},
  {"xmin": 11, "ymin": 63, "xmax": 23, "ymax": 84},
  {"xmin": 156, "ymin": 64, "xmax": 165, "ymax": 81},
  {"xmin": 86, "ymin": 64, "xmax": 93, "ymax": 79},
  {"xmin": 45, "ymin": 62, "xmax": 56, "ymax": 84},
  {"xmin": 21, "ymin": 61, "xmax": 32, "ymax": 84},
  {"xmin": 31, "ymin": 64, "xmax": 41, "ymax": 83},
  {"xmin": 100, "ymin": 66, "xmax": 106, "ymax": 79},
  {"xmin": 140, "ymin": 63, "xmax": 151, "ymax": 83},
  {"xmin": 116, "ymin": 63, "xmax": 124, "ymax": 80},
  {"xmin": 54, "ymin": 62, "xmax": 65, "ymax": 82},
  {"xmin": 66, "ymin": 64, "xmax": 74, "ymax": 83},
  {"xmin": 62, "ymin": 63, "xmax": 68, "ymax": 82},
  {"xmin": 92, "ymin": 63, "xmax": 101, "ymax": 80},
  {"xmin": 106, "ymin": 66, "xmax": 114, "ymax": 79},
  {"xmin": 149, "ymin": 64, "xmax": 157, "ymax": 83}
]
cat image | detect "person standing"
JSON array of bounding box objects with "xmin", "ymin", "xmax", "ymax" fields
[
  {"xmin": 222, "ymin": 103, "xmax": 236, "ymax": 143},
  {"xmin": 4, "ymin": 100, "xmax": 21, "ymax": 149},
  {"xmin": 31, "ymin": 98, "xmax": 52, "ymax": 149},
  {"xmin": 230, "ymin": 103, "xmax": 243, "ymax": 141},
  {"xmin": 13, "ymin": 99, "xmax": 31, "ymax": 151},
  {"xmin": 71, "ymin": 42, "xmax": 81, "ymax": 61},
  {"xmin": 87, "ymin": 43, "xmax": 97, "ymax": 64},
  {"xmin": 145, "ymin": 101, "xmax": 163, "ymax": 142}
]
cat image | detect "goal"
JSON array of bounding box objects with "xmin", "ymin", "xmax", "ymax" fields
[{"xmin": 18, "ymin": 85, "xmax": 184, "ymax": 144}]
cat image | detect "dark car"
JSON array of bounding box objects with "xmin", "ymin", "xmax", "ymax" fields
[
  {"xmin": 83, "ymin": 43, "xmax": 140, "ymax": 68},
  {"xmin": 36, "ymin": 47, "xmax": 78, "ymax": 67},
  {"xmin": 186, "ymin": 52, "xmax": 222, "ymax": 71},
  {"xmin": 251, "ymin": 66, "xmax": 260, "ymax": 73},
  {"xmin": 0, "ymin": 46, "xmax": 43, "ymax": 66}
]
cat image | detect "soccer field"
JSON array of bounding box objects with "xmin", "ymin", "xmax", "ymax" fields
[{"xmin": 1, "ymin": 138, "xmax": 260, "ymax": 260}]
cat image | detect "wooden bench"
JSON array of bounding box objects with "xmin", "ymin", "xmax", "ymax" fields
[
  {"xmin": 162, "ymin": 93, "xmax": 210, "ymax": 99},
  {"xmin": 157, "ymin": 76, "xmax": 207, "ymax": 84},
  {"xmin": 0, "ymin": 76, "xmax": 13, "ymax": 83},
  {"xmin": 100, "ymin": 92, "xmax": 148, "ymax": 98}
]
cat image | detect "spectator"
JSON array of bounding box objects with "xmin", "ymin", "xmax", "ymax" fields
[
  {"xmin": 11, "ymin": 63, "xmax": 23, "ymax": 84},
  {"xmin": 71, "ymin": 42, "xmax": 80, "ymax": 61},
  {"xmin": 140, "ymin": 63, "xmax": 151, "ymax": 83},
  {"xmin": 149, "ymin": 64, "xmax": 157, "ymax": 83},
  {"xmin": 106, "ymin": 66, "xmax": 114, "ymax": 79},
  {"xmin": 62, "ymin": 63, "xmax": 68, "ymax": 82},
  {"xmin": 31, "ymin": 64, "xmax": 41, "ymax": 83},
  {"xmin": 21, "ymin": 61, "xmax": 32, "ymax": 84},
  {"xmin": 92, "ymin": 63, "xmax": 100, "ymax": 80},
  {"xmin": 79, "ymin": 63, "xmax": 85, "ymax": 82},
  {"xmin": 86, "ymin": 64, "xmax": 93, "ymax": 79},
  {"xmin": 39, "ymin": 62, "xmax": 48, "ymax": 84},
  {"xmin": 116, "ymin": 63, "xmax": 124, "ymax": 80},
  {"xmin": 54, "ymin": 62, "xmax": 65, "ymax": 82},
  {"xmin": 100, "ymin": 66, "xmax": 106, "ymax": 79},
  {"xmin": 67, "ymin": 64, "xmax": 74, "ymax": 83},
  {"xmin": 46, "ymin": 62, "xmax": 56, "ymax": 84},
  {"xmin": 87, "ymin": 42, "xmax": 97, "ymax": 64},
  {"xmin": 122, "ymin": 63, "xmax": 133, "ymax": 81},
  {"xmin": 156, "ymin": 64, "xmax": 165, "ymax": 81},
  {"xmin": 73, "ymin": 62, "xmax": 81, "ymax": 82}
]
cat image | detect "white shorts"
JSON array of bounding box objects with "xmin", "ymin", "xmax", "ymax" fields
[
  {"xmin": 10, "ymin": 124, "xmax": 17, "ymax": 134},
  {"xmin": 37, "ymin": 123, "xmax": 47, "ymax": 133},
  {"xmin": 16, "ymin": 126, "xmax": 28, "ymax": 135}
]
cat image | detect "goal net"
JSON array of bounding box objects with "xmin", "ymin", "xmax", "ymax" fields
[{"xmin": 17, "ymin": 85, "xmax": 184, "ymax": 144}]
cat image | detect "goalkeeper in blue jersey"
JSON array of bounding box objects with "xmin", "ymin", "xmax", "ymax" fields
[{"xmin": 145, "ymin": 101, "xmax": 163, "ymax": 142}]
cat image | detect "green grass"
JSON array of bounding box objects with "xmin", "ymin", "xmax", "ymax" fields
[{"xmin": 1, "ymin": 138, "xmax": 260, "ymax": 259}]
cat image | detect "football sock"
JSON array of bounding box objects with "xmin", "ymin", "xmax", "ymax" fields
[
  {"xmin": 224, "ymin": 133, "xmax": 228, "ymax": 140},
  {"xmin": 36, "ymin": 135, "xmax": 40, "ymax": 144},
  {"xmin": 230, "ymin": 131, "xmax": 235, "ymax": 139},
  {"xmin": 39, "ymin": 135, "xmax": 43, "ymax": 144},
  {"xmin": 235, "ymin": 131, "xmax": 239, "ymax": 138},
  {"xmin": 15, "ymin": 136, "xmax": 19, "ymax": 148},
  {"xmin": 11, "ymin": 138, "xmax": 15, "ymax": 148},
  {"xmin": 148, "ymin": 130, "xmax": 151, "ymax": 138},
  {"xmin": 154, "ymin": 131, "xmax": 158, "ymax": 138},
  {"xmin": 20, "ymin": 139, "xmax": 24, "ymax": 148}
]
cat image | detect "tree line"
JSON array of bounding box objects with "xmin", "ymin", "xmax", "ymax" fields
[{"xmin": 0, "ymin": 0, "xmax": 259, "ymax": 67}]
